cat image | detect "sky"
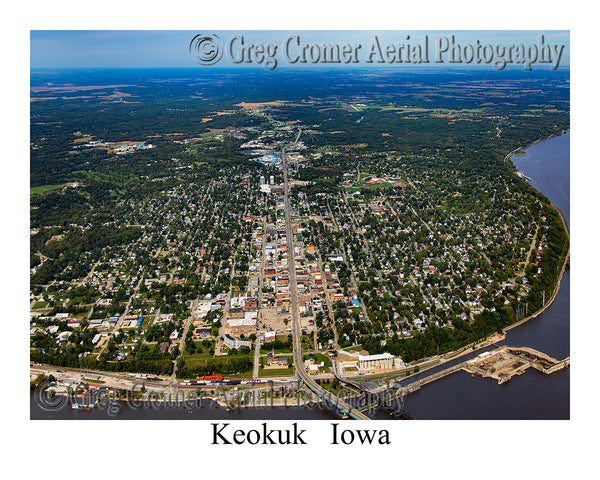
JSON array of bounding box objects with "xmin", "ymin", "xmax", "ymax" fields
[{"xmin": 30, "ymin": 30, "xmax": 570, "ymax": 70}]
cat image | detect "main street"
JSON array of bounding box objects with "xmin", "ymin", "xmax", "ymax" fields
[{"xmin": 281, "ymin": 134, "xmax": 369, "ymax": 420}]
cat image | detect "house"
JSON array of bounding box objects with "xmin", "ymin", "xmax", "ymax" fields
[
  {"xmin": 46, "ymin": 325, "xmax": 59, "ymax": 334},
  {"xmin": 159, "ymin": 342, "xmax": 170, "ymax": 355},
  {"xmin": 57, "ymin": 331, "xmax": 73, "ymax": 342}
]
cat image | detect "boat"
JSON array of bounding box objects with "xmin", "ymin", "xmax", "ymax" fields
[
  {"xmin": 71, "ymin": 398, "xmax": 97, "ymax": 411},
  {"xmin": 516, "ymin": 171, "xmax": 533, "ymax": 181}
]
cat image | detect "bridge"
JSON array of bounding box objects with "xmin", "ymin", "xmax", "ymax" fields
[
  {"xmin": 282, "ymin": 137, "xmax": 369, "ymax": 420},
  {"xmin": 393, "ymin": 362, "xmax": 467, "ymax": 395}
]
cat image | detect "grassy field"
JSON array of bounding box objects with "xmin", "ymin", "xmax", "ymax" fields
[
  {"xmin": 365, "ymin": 182, "xmax": 394, "ymax": 189},
  {"xmin": 71, "ymin": 170, "xmax": 135, "ymax": 187},
  {"xmin": 185, "ymin": 353, "xmax": 253, "ymax": 367},
  {"xmin": 73, "ymin": 135, "xmax": 93, "ymax": 144},
  {"xmin": 181, "ymin": 351, "xmax": 215, "ymax": 368},
  {"xmin": 259, "ymin": 366, "xmax": 295, "ymax": 378},
  {"xmin": 260, "ymin": 335, "xmax": 293, "ymax": 354},
  {"xmin": 30, "ymin": 184, "xmax": 63, "ymax": 197},
  {"xmin": 259, "ymin": 354, "xmax": 294, "ymax": 376},
  {"xmin": 140, "ymin": 316, "xmax": 153, "ymax": 329},
  {"xmin": 303, "ymin": 353, "xmax": 332, "ymax": 368},
  {"xmin": 224, "ymin": 371, "xmax": 254, "ymax": 379}
]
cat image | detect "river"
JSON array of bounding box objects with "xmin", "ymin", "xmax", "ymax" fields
[
  {"xmin": 390, "ymin": 132, "xmax": 570, "ymax": 419},
  {"xmin": 31, "ymin": 133, "xmax": 570, "ymax": 420}
]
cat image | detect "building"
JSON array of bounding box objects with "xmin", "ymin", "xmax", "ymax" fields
[
  {"xmin": 57, "ymin": 331, "xmax": 73, "ymax": 342},
  {"xmin": 159, "ymin": 342, "xmax": 170, "ymax": 355},
  {"xmin": 228, "ymin": 307, "xmax": 245, "ymax": 319},
  {"xmin": 193, "ymin": 327, "xmax": 212, "ymax": 337},
  {"xmin": 356, "ymin": 352, "xmax": 400, "ymax": 373},
  {"xmin": 304, "ymin": 358, "xmax": 324, "ymax": 374},
  {"xmin": 267, "ymin": 352, "xmax": 289, "ymax": 366},
  {"xmin": 224, "ymin": 334, "xmax": 252, "ymax": 350},
  {"xmin": 227, "ymin": 314, "xmax": 258, "ymax": 335},
  {"xmin": 264, "ymin": 331, "xmax": 276, "ymax": 343},
  {"xmin": 244, "ymin": 297, "xmax": 258, "ymax": 309}
]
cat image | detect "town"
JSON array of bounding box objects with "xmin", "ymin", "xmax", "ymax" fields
[{"xmin": 30, "ymin": 69, "xmax": 570, "ymax": 413}]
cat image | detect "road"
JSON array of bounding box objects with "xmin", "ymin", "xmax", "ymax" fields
[
  {"xmin": 96, "ymin": 274, "xmax": 144, "ymax": 359},
  {"xmin": 521, "ymin": 223, "xmax": 540, "ymax": 275},
  {"xmin": 171, "ymin": 296, "xmax": 201, "ymax": 383},
  {"xmin": 253, "ymin": 335, "xmax": 261, "ymax": 379},
  {"xmin": 326, "ymin": 200, "xmax": 370, "ymax": 326},
  {"xmin": 281, "ymin": 135, "xmax": 369, "ymax": 420}
]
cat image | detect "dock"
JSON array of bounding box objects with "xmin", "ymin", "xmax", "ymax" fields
[{"xmin": 393, "ymin": 346, "xmax": 569, "ymax": 394}]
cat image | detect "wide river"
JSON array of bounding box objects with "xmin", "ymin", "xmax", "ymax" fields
[{"xmin": 31, "ymin": 133, "xmax": 570, "ymax": 420}]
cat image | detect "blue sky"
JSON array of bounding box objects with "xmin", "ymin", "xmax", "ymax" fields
[{"xmin": 30, "ymin": 30, "xmax": 570, "ymax": 69}]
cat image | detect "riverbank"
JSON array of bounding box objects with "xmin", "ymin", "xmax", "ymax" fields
[
  {"xmin": 504, "ymin": 140, "xmax": 571, "ymax": 333},
  {"xmin": 504, "ymin": 129, "xmax": 570, "ymax": 164}
]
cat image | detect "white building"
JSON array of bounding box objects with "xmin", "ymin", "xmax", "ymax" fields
[
  {"xmin": 224, "ymin": 334, "xmax": 252, "ymax": 350},
  {"xmin": 357, "ymin": 352, "xmax": 401, "ymax": 373},
  {"xmin": 57, "ymin": 331, "xmax": 73, "ymax": 342},
  {"xmin": 227, "ymin": 317, "xmax": 257, "ymax": 328}
]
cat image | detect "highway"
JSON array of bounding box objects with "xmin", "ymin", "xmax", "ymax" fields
[{"xmin": 281, "ymin": 134, "xmax": 370, "ymax": 420}]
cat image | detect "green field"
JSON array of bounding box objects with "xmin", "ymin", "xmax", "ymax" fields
[
  {"xmin": 259, "ymin": 366, "xmax": 295, "ymax": 378},
  {"xmin": 30, "ymin": 184, "xmax": 63, "ymax": 197},
  {"xmin": 259, "ymin": 354, "xmax": 294, "ymax": 376},
  {"xmin": 364, "ymin": 182, "xmax": 394, "ymax": 189},
  {"xmin": 188, "ymin": 353, "xmax": 253, "ymax": 367},
  {"xmin": 303, "ymin": 353, "xmax": 332, "ymax": 368},
  {"xmin": 71, "ymin": 170, "xmax": 135, "ymax": 186},
  {"xmin": 181, "ymin": 352, "xmax": 215, "ymax": 368},
  {"xmin": 140, "ymin": 316, "xmax": 153, "ymax": 329},
  {"xmin": 260, "ymin": 335, "xmax": 293, "ymax": 354}
]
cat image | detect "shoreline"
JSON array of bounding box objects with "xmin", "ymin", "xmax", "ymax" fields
[
  {"xmin": 503, "ymin": 132, "xmax": 570, "ymax": 332},
  {"xmin": 504, "ymin": 129, "xmax": 570, "ymax": 164},
  {"xmin": 30, "ymin": 133, "xmax": 571, "ymax": 402},
  {"xmin": 502, "ymin": 202, "xmax": 570, "ymax": 332}
]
